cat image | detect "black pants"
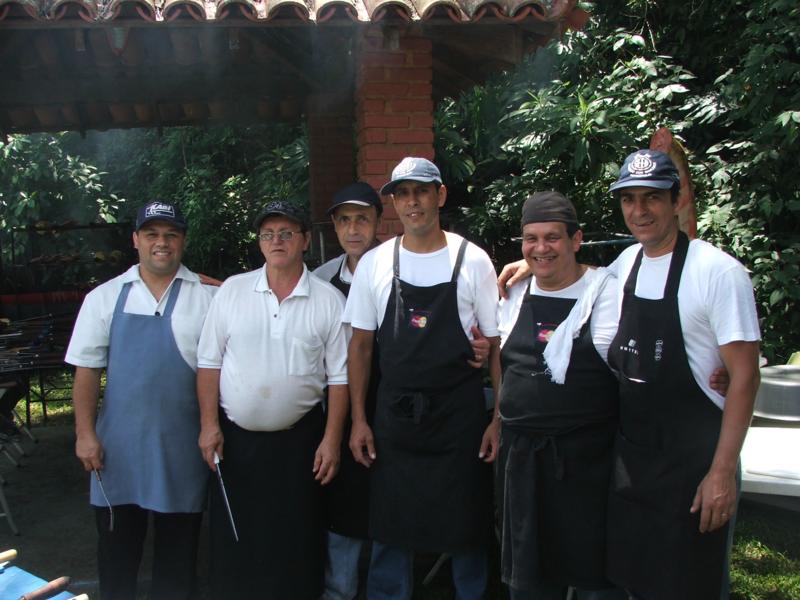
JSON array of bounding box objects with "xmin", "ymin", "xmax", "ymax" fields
[{"xmin": 95, "ymin": 504, "xmax": 202, "ymax": 600}]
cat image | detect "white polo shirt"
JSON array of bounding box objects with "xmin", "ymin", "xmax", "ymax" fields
[
  {"xmin": 65, "ymin": 264, "xmax": 215, "ymax": 371},
  {"xmin": 197, "ymin": 264, "xmax": 348, "ymax": 431}
]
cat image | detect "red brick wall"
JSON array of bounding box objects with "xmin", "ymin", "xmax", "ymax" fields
[
  {"xmin": 355, "ymin": 27, "xmax": 435, "ymax": 239},
  {"xmin": 307, "ymin": 95, "xmax": 356, "ymax": 225}
]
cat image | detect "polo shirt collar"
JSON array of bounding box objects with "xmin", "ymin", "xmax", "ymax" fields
[
  {"xmin": 255, "ymin": 264, "xmax": 311, "ymax": 298},
  {"xmin": 122, "ymin": 264, "xmax": 198, "ymax": 284}
]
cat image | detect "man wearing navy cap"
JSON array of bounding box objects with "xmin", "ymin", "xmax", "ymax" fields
[
  {"xmin": 344, "ymin": 158, "xmax": 500, "ymax": 599},
  {"xmin": 315, "ymin": 182, "xmax": 383, "ymax": 600},
  {"xmin": 67, "ymin": 201, "xmax": 214, "ymax": 600},
  {"xmin": 197, "ymin": 200, "xmax": 349, "ymax": 599},
  {"xmin": 604, "ymin": 150, "xmax": 760, "ymax": 599}
]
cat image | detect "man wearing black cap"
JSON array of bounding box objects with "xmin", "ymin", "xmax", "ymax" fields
[
  {"xmin": 314, "ymin": 182, "xmax": 383, "ymax": 600},
  {"xmin": 344, "ymin": 157, "xmax": 500, "ymax": 599},
  {"xmin": 604, "ymin": 150, "xmax": 760, "ymax": 599},
  {"xmin": 66, "ymin": 201, "xmax": 213, "ymax": 600},
  {"xmin": 196, "ymin": 200, "xmax": 349, "ymax": 599},
  {"xmin": 495, "ymin": 191, "xmax": 625, "ymax": 600}
]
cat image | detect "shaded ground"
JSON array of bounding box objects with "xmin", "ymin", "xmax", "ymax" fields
[{"xmin": 1, "ymin": 417, "xmax": 798, "ymax": 599}]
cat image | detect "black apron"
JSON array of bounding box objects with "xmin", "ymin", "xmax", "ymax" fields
[
  {"xmin": 210, "ymin": 405, "xmax": 325, "ymax": 600},
  {"xmin": 606, "ymin": 232, "xmax": 727, "ymax": 600},
  {"xmin": 369, "ymin": 236, "xmax": 490, "ymax": 553},
  {"xmin": 497, "ymin": 284, "xmax": 618, "ymax": 590},
  {"xmin": 324, "ymin": 257, "xmax": 380, "ymax": 538}
]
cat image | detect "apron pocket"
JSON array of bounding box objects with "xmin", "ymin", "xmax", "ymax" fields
[
  {"xmin": 288, "ymin": 338, "xmax": 323, "ymax": 376},
  {"xmin": 613, "ymin": 431, "xmax": 680, "ymax": 513}
]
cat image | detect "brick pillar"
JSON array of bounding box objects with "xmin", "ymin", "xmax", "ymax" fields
[
  {"xmin": 307, "ymin": 93, "xmax": 356, "ymax": 225},
  {"xmin": 355, "ymin": 27, "xmax": 435, "ymax": 239}
]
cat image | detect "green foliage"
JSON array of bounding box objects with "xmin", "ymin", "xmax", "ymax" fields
[
  {"xmin": 0, "ymin": 134, "xmax": 121, "ymax": 230},
  {"xmin": 63, "ymin": 124, "xmax": 309, "ymax": 277},
  {"xmin": 436, "ymin": 0, "xmax": 800, "ymax": 361}
]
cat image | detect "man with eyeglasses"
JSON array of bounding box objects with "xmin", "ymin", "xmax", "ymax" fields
[
  {"xmin": 344, "ymin": 157, "xmax": 500, "ymax": 599},
  {"xmin": 66, "ymin": 201, "xmax": 213, "ymax": 600},
  {"xmin": 197, "ymin": 200, "xmax": 349, "ymax": 599}
]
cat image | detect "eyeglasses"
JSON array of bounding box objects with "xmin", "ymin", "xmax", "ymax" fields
[{"xmin": 257, "ymin": 230, "xmax": 303, "ymax": 242}]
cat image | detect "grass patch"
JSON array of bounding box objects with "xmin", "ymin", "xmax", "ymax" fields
[
  {"xmin": 731, "ymin": 502, "xmax": 800, "ymax": 599},
  {"xmin": 22, "ymin": 368, "xmax": 75, "ymax": 427}
]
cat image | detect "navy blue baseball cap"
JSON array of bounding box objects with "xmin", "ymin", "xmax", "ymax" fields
[
  {"xmin": 327, "ymin": 182, "xmax": 383, "ymax": 217},
  {"xmin": 253, "ymin": 200, "xmax": 311, "ymax": 232},
  {"xmin": 609, "ymin": 150, "xmax": 680, "ymax": 192},
  {"xmin": 380, "ymin": 157, "xmax": 442, "ymax": 196},
  {"xmin": 136, "ymin": 201, "xmax": 187, "ymax": 231}
]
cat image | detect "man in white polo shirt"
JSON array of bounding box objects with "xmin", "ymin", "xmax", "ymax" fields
[
  {"xmin": 66, "ymin": 201, "xmax": 213, "ymax": 600},
  {"xmin": 197, "ymin": 200, "xmax": 349, "ymax": 599}
]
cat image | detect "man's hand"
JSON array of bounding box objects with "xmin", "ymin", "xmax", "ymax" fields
[
  {"xmin": 690, "ymin": 467, "xmax": 738, "ymax": 533},
  {"xmin": 478, "ymin": 419, "xmax": 500, "ymax": 463},
  {"xmin": 468, "ymin": 325, "xmax": 489, "ymax": 368},
  {"xmin": 497, "ymin": 259, "xmax": 530, "ymax": 299},
  {"xmin": 709, "ymin": 367, "xmax": 730, "ymax": 396},
  {"xmin": 314, "ymin": 435, "xmax": 341, "ymax": 485},
  {"xmin": 199, "ymin": 425, "xmax": 224, "ymax": 471},
  {"xmin": 350, "ymin": 420, "xmax": 376, "ymax": 467},
  {"xmin": 76, "ymin": 431, "xmax": 104, "ymax": 471}
]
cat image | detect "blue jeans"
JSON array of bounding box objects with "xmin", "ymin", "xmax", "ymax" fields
[
  {"xmin": 322, "ymin": 531, "xmax": 366, "ymax": 600},
  {"xmin": 367, "ymin": 542, "xmax": 487, "ymax": 600}
]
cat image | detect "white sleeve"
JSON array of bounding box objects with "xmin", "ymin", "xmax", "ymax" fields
[
  {"xmin": 196, "ymin": 287, "xmax": 228, "ymax": 369},
  {"xmin": 472, "ymin": 253, "xmax": 500, "ymax": 338},
  {"xmin": 343, "ymin": 252, "xmax": 379, "ymax": 331},
  {"xmin": 498, "ymin": 280, "xmax": 527, "ymax": 347},
  {"xmin": 64, "ymin": 290, "xmax": 112, "ymax": 368},
  {"xmin": 323, "ymin": 294, "xmax": 349, "ymax": 386},
  {"xmin": 706, "ymin": 264, "xmax": 761, "ymax": 345},
  {"xmin": 589, "ymin": 274, "xmax": 621, "ymax": 365}
]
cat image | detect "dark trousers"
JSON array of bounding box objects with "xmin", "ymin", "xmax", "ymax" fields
[{"xmin": 95, "ymin": 504, "xmax": 202, "ymax": 600}]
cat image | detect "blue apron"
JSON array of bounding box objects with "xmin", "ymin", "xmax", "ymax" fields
[{"xmin": 90, "ymin": 279, "xmax": 208, "ymax": 513}]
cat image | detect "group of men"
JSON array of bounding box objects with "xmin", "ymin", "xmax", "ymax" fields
[{"xmin": 66, "ymin": 149, "xmax": 761, "ymax": 600}]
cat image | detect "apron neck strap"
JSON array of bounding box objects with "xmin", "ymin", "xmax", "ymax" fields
[
  {"xmin": 113, "ymin": 282, "xmax": 134, "ymax": 316},
  {"xmin": 623, "ymin": 230, "xmax": 690, "ymax": 299},
  {"xmin": 161, "ymin": 278, "xmax": 183, "ymax": 318},
  {"xmin": 451, "ymin": 238, "xmax": 468, "ymax": 283}
]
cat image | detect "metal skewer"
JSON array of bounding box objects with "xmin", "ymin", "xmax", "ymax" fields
[{"xmin": 214, "ymin": 452, "xmax": 239, "ymax": 542}]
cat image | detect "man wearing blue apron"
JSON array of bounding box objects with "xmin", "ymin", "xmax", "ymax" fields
[
  {"xmin": 605, "ymin": 150, "xmax": 761, "ymax": 599},
  {"xmin": 344, "ymin": 157, "xmax": 500, "ymax": 600},
  {"xmin": 495, "ymin": 192, "xmax": 626, "ymax": 600},
  {"xmin": 67, "ymin": 201, "xmax": 213, "ymax": 600}
]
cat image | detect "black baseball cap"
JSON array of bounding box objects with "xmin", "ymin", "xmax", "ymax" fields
[
  {"xmin": 135, "ymin": 201, "xmax": 188, "ymax": 231},
  {"xmin": 521, "ymin": 191, "xmax": 578, "ymax": 227},
  {"xmin": 253, "ymin": 200, "xmax": 311, "ymax": 232},
  {"xmin": 610, "ymin": 150, "xmax": 680, "ymax": 192},
  {"xmin": 327, "ymin": 182, "xmax": 383, "ymax": 217}
]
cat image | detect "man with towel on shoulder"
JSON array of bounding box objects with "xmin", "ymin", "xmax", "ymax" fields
[{"xmin": 494, "ymin": 191, "xmax": 626, "ymax": 600}]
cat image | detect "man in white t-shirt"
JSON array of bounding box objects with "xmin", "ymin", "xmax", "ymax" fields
[
  {"xmin": 196, "ymin": 200, "xmax": 349, "ymax": 599},
  {"xmin": 495, "ymin": 192, "xmax": 625, "ymax": 600},
  {"xmin": 345, "ymin": 157, "xmax": 499, "ymax": 600},
  {"xmin": 604, "ymin": 150, "xmax": 760, "ymax": 600},
  {"xmin": 66, "ymin": 201, "xmax": 213, "ymax": 600}
]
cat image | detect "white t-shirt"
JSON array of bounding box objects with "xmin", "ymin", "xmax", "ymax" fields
[
  {"xmin": 608, "ymin": 239, "xmax": 761, "ymax": 408},
  {"xmin": 65, "ymin": 264, "xmax": 215, "ymax": 371},
  {"xmin": 343, "ymin": 232, "xmax": 499, "ymax": 339},
  {"xmin": 497, "ymin": 268, "xmax": 619, "ymax": 363},
  {"xmin": 197, "ymin": 265, "xmax": 348, "ymax": 431},
  {"xmin": 314, "ymin": 254, "xmax": 352, "ymax": 286}
]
